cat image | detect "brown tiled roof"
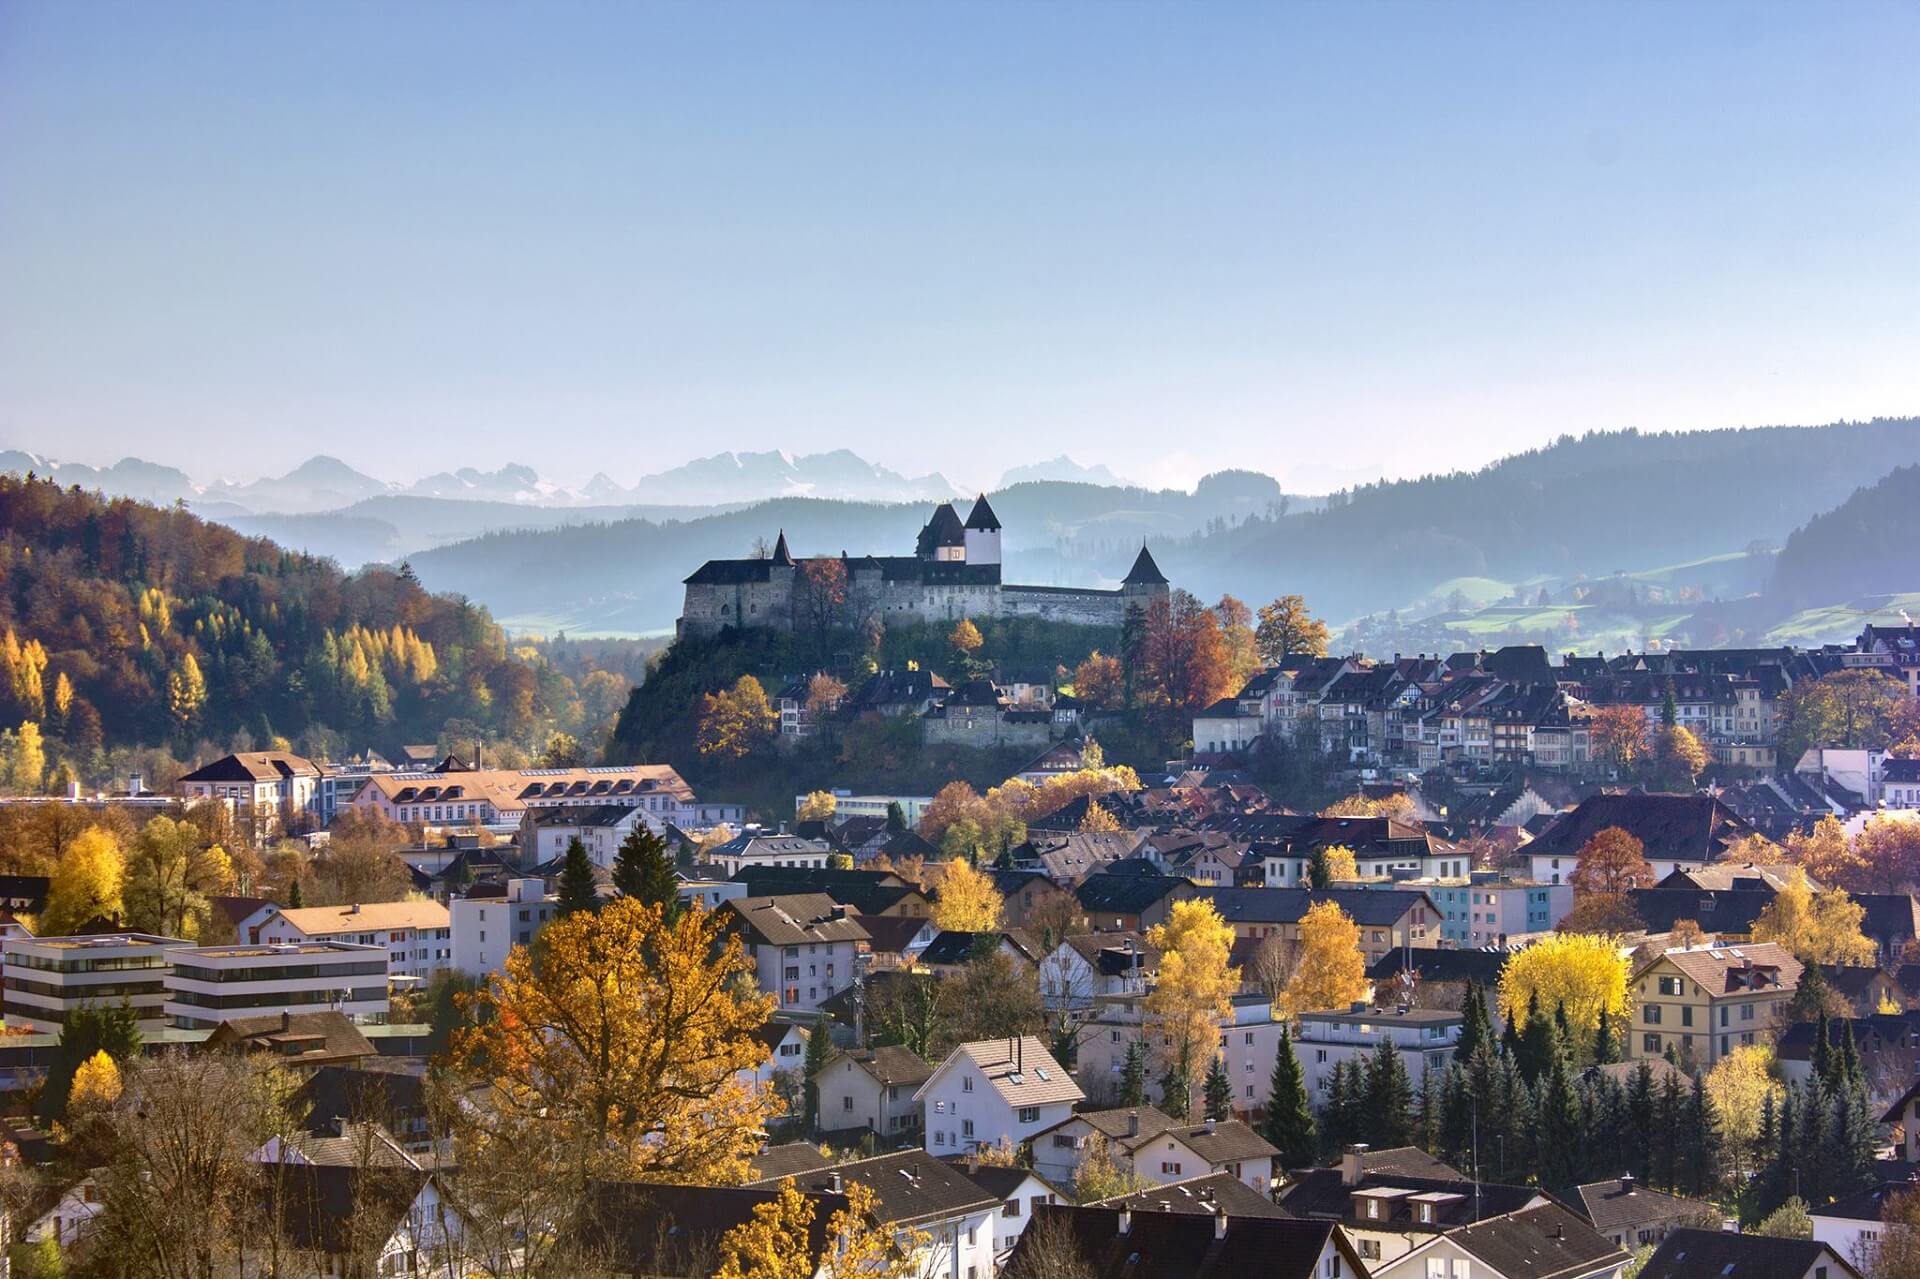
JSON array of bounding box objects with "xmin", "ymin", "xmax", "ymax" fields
[
  {"xmin": 1638, "ymin": 942, "xmax": 1802, "ymax": 995},
  {"xmin": 722, "ymin": 894, "xmax": 872, "ymax": 947},
  {"xmin": 925, "ymin": 1036, "xmax": 1082, "ymax": 1108}
]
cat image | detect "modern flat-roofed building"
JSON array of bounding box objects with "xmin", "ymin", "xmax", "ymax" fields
[
  {"xmin": 1, "ymin": 933, "xmax": 188, "ymax": 1033},
  {"xmin": 164, "ymin": 941, "xmax": 389, "ymax": 1029},
  {"xmin": 239, "ymin": 900, "xmax": 451, "ymax": 980}
]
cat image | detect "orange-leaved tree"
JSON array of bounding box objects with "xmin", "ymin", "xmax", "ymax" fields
[
  {"xmin": 451, "ymin": 897, "xmax": 779, "ymax": 1185},
  {"xmin": 1570, "ymin": 826, "xmax": 1655, "ymax": 897}
]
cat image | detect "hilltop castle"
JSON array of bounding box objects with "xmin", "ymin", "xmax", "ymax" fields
[{"xmin": 677, "ymin": 495, "xmax": 1170, "ymax": 637}]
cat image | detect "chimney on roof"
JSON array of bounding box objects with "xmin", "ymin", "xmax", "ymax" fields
[
  {"xmin": 349, "ymin": 903, "xmax": 360, "ymax": 915},
  {"xmin": 829, "ymin": 1172, "xmax": 843, "ymax": 1193},
  {"xmin": 1620, "ymin": 1173, "xmax": 1635, "ymax": 1194},
  {"xmin": 1342, "ymin": 1144, "xmax": 1369, "ymax": 1187},
  {"xmin": 1214, "ymin": 1207, "xmax": 1229, "ymax": 1240},
  {"xmin": 281, "ymin": 1011, "xmax": 291, "ymax": 1033},
  {"xmin": 1203, "ymin": 1116, "xmax": 1216, "ymax": 1135},
  {"xmin": 1127, "ymin": 1110, "xmax": 1140, "ymax": 1138},
  {"xmin": 1116, "ymin": 1209, "xmax": 1131, "ymax": 1237}
]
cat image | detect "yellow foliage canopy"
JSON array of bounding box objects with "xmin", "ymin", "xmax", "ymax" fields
[
  {"xmin": 1283, "ymin": 900, "xmax": 1368, "ymax": 1016},
  {"xmin": 43, "ymin": 826, "xmax": 126, "ymax": 935},
  {"xmin": 1496, "ymin": 933, "xmax": 1629, "ymax": 1034},
  {"xmin": 1750, "ymin": 868, "xmax": 1877, "ymax": 965},
  {"xmin": 930, "ymin": 860, "xmax": 1004, "ymax": 933},
  {"xmin": 1144, "ymin": 900, "xmax": 1240, "ymax": 1094},
  {"xmin": 715, "ymin": 1177, "xmax": 927, "ymax": 1279},
  {"xmin": 69, "ymin": 1049, "xmax": 123, "ymax": 1110},
  {"xmin": 451, "ymin": 898, "xmax": 780, "ymax": 1184}
]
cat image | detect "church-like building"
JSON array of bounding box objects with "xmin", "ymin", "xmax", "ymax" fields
[{"xmin": 677, "ymin": 495, "xmax": 1170, "ymax": 637}]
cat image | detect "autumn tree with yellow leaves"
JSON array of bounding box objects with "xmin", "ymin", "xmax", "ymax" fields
[
  {"xmin": 68, "ymin": 1049, "xmax": 124, "ymax": 1112},
  {"xmin": 1282, "ymin": 900, "xmax": 1367, "ymax": 1016},
  {"xmin": 450, "ymin": 897, "xmax": 780, "ymax": 1185},
  {"xmin": 1496, "ymin": 932, "xmax": 1629, "ymax": 1036},
  {"xmin": 122, "ymin": 814, "xmax": 235, "ymax": 939},
  {"xmin": 797, "ymin": 790, "xmax": 838, "ymax": 822},
  {"xmin": 1704, "ymin": 1044, "xmax": 1782, "ymax": 1178},
  {"xmin": 931, "ymin": 859, "xmax": 1005, "ymax": 932},
  {"xmin": 1750, "ymin": 867, "xmax": 1876, "ymax": 965},
  {"xmin": 1144, "ymin": 899, "xmax": 1239, "ymax": 1119},
  {"xmin": 697, "ymin": 675, "xmax": 779, "ymax": 761},
  {"xmin": 43, "ymin": 826, "xmax": 126, "ymax": 935},
  {"xmin": 714, "ymin": 1177, "xmax": 927, "ymax": 1279}
]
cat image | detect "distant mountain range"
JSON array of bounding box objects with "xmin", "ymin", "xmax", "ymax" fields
[{"xmin": 0, "ymin": 446, "xmax": 1133, "ymax": 515}]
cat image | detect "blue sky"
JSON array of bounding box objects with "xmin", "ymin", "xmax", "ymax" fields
[{"xmin": 0, "ymin": 1, "xmax": 1914, "ymax": 494}]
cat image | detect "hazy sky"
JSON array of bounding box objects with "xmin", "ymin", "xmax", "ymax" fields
[{"xmin": 1, "ymin": 2, "xmax": 1915, "ymax": 495}]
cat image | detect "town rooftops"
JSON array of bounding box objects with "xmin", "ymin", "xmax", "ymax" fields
[
  {"xmin": 1637, "ymin": 1227, "xmax": 1862, "ymax": 1279},
  {"xmin": 916, "ymin": 503, "xmax": 968, "ymax": 553},
  {"xmin": 582, "ymin": 1181, "xmax": 844, "ymax": 1276},
  {"xmin": 1007, "ymin": 1204, "xmax": 1354, "ymax": 1279},
  {"xmin": 1574, "ymin": 1176, "xmax": 1714, "ymax": 1233},
  {"xmin": 181, "ymin": 751, "xmax": 322, "ymax": 784},
  {"xmin": 1195, "ymin": 886, "xmax": 1436, "ymax": 928},
  {"xmin": 204, "ymin": 1011, "xmax": 377, "ymax": 1064},
  {"xmin": 1075, "ymin": 871, "xmax": 1193, "ymax": 916},
  {"xmin": 1153, "ymin": 1119, "xmax": 1279, "ymax": 1166},
  {"xmin": 268, "ymin": 900, "xmax": 451, "ymax": 936},
  {"xmin": 1635, "ymin": 943, "xmax": 1803, "ymax": 995},
  {"xmin": 918, "ymin": 1035, "xmax": 1083, "ymax": 1109},
  {"xmin": 1091, "ymin": 1171, "xmax": 1292, "ymax": 1219},
  {"xmin": 1524, "ymin": 793, "xmax": 1761, "ymax": 863},
  {"xmin": 721, "ymin": 894, "xmax": 871, "ymax": 947},
  {"xmin": 263, "ymin": 1163, "xmax": 432, "ymax": 1253},
  {"xmin": 917, "ymin": 929, "xmax": 1042, "ymax": 968},
  {"xmin": 750, "ymin": 1147, "xmax": 1000, "ymax": 1227},
  {"xmin": 1366, "ymin": 947, "xmax": 1517, "ymax": 988},
  {"xmin": 1447, "ymin": 1202, "xmax": 1626, "ymax": 1279},
  {"xmin": 747, "ymin": 1142, "xmax": 833, "ymax": 1182},
  {"xmin": 833, "ymin": 1045, "xmax": 935, "ymax": 1089}
]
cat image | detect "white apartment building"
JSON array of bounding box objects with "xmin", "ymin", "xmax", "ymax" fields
[
  {"xmin": 351, "ymin": 764, "xmax": 708, "ymax": 829},
  {"xmin": 527, "ymin": 804, "xmax": 652, "ymax": 868},
  {"xmin": 721, "ymin": 894, "xmax": 869, "ymax": 1012},
  {"xmin": 1074, "ymin": 993, "xmax": 1290, "ymax": 1116},
  {"xmin": 1392, "ymin": 875, "xmax": 1571, "ymax": 947},
  {"xmin": 1, "ymin": 933, "xmax": 187, "ymax": 1033},
  {"xmin": 1295, "ymin": 1005, "xmax": 1464, "ymax": 1104},
  {"xmin": 451, "ymin": 879, "xmax": 557, "ymax": 978},
  {"xmin": 164, "ymin": 941, "xmax": 389, "ymax": 1028},
  {"xmin": 241, "ymin": 901, "xmax": 451, "ymax": 980},
  {"xmin": 917, "ymin": 1035, "xmax": 1083, "ymax": 1156},
  {"xmin": 704, "ymin": 835, "xmax": 835, "ymax": 877}
]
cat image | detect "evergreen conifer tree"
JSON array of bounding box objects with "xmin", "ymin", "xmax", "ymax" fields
[
  {"xmin": 1161, "ymin": 1063, "xmax": 1192, "ymax": 1121},
  {"xmin": 1308, "ymin": 847, "xmax": 1332, "ymax": 890},
  {"xmin": 886, "ymin": 801, "xmax": 908, "ymax": 834},
  {"xmin": 1534, "ymin": 1048, "xmax": 1584, "ymax": 1190},
  {"xmin": 1438, "ymin": 1062, "xmax": 1475, "ymax": 1169},
  {"xmin": 1681, "ymin": 1073, "xmax": 1721, "ymax": 1198},
  {"xmin": 611, "ymin": 822, "xmax": 680, "ymax": 919},
  {"xmin": 1415, "ymin": 1063, "xmax": 1442, "ymax": 1154},
  {"xmin": 1457, "ymin": 984, "xmax": 1490, "ymax": 1064},
  {"xmin": 1364, "ymin": 1037, "xmax": 1414, "ymax": 1149},
  {"xmin": 287, "ymin": 877, "xmax": 303, "ymax": 909},
  {"xmin": 555, "ymin": 837, "xmax": 600, "ymax": 916},
  {"xmin": 1592, "ymin": 1007, "xmax": 1619, "ymax": 1065},
  {"xmin": 802, "ymin": 1021, "xmax": 830, "ymax": 1132},
  {"xmin": 1812, "ymin": 1011, "xmax": 1834, "ymax": 1088},
  {"xmin": 1518, "ymin": 991, "xmax": 1557, "ymax": 1084},
  {"xmin": 1500, "ymin": 1014, "xmax": 1523, "ymax": 1062},
  {"xmin": 1203, "ymin": 1055, "xmax": 1234, "ymax": 1122},
  {"xmin": 1261, "ymin": 1026, "xmax": 1319, "ymax": 1168},
  {"xmin": 1119, "ymin": 1040, "xmax": 1148, "ymax": 1107},
  {"xmin": 1830, "ymin": 1076, "xmax": 1879, "ymax": 1199},
  {"xmin": 1652, "ymin": 1073, "xmax": 1683, "ymax": 1190},
  {"xmin": 1625, "ymin": 1060, "xmax": 1655, "ymax": 1182},
  {"xmin": 1552, "ymin": 1000, "xmax": 1575, "ymax": 1065}
]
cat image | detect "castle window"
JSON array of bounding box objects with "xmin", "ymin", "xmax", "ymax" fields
[{"xmin": 721, "ymin": 605, "xmax": 731, "ymax": 616}]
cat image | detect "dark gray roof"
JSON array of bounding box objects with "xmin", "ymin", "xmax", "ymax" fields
[
  {"xmin": 582, "ymin": 1181, "xmax": 842, "ymax": 1276},
  {"xmin": 1093, "ymin": 1171, "xmax": 1291, "ymax": 1219},
  {"xmin": 721, "ymin": 894, "xmax": 871, "ymax": 947},
  {"xmin": 1638, "ymin": 1228, "xmax": 1861, "ymax": 1279},
  {"xmin": 1006, "ymin": 1205, "xmax": 1350, "ymax": 1279},
  {"xmin": 1278, "ymin": 1170, "xmax": 1535, "ymax": 1229},
  {"xmin": 1075, "ymin": 873, "xmax": 1193, "ymax": 915},
  {"xmin": 1574, "ymin": 1178, "xmax": 1712, "ymax": 1232},
  {"xmin": 757, "ymin": 1149, "xmax": 999, "ymax": 1227},
  {"xmin": 747, "ymin": 1142, "xmax": 833, "ymax": 1182},
  {"xmin": 1123, "ymin": 545, "xmax": 1169, "ymax": 586},
  {"xmin": 1451, "ymin": 1203, "xmax": 1626, "ymax": 1279},
  {"xmin": 916, "ymin": 503, "xmax": 967, "ymax": 552},
  {"xmin": 1196, "ymin": 886, "xmax": 1435, "ymax": 928},
  {"xmin": 964, "ymin": 494, "xmax": 1001, "ymax": 531}
]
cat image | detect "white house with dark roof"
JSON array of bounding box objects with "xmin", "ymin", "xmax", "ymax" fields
[
  {"xmin": 1370, "ymin": 1202, "xmax": 1628, "ymax": 1279},
  {"xmin": 706, "ymin": 834, "xmax": 835, "ymax": 876},
  {"xmin": 1295, "ymin": 1005, "xmax": 1464, "ymax": 1105},
  {"xmin": 720, "ymin": 893, "xmax": 870, "ymax": 1012},
  {"xmin": 746, "ymin": 1147, "xmax": 1002, "ymax": 1279},
  {"xmin": 179, "ymin": 751, "xmax": 324, "ymax": 842},
  {"xmin": 1638, "ymin": 1227, "xmax": 1860, "ymax": 1279},
  {"xmin": 817, "ymin": 1045, "xmax": 934, "ymax": 1142},
  {"xmin": 1574, "ymin": 1175, "xmax": 1717, "ymax": 1252},
  {"xmin": 916, "ymin": 1035, "xmax": 1083, "ymax": 1155},
  {"xmin": 1032, "ymin": 1108, "xmax": 1278, "ymax": 1195}
]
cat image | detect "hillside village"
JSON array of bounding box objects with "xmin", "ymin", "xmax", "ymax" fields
[{"xmin": 4, "ymin": 510, "xmax": 1920, "ymax": 1279}]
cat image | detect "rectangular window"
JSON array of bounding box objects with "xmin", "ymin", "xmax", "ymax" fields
[{"xmin": 1018, "ymin": 1106, "xmax": 1039, "ymax": 1124}]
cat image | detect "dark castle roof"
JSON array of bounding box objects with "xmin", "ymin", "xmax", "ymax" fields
[
  {"xmin": 965, "ymin": 493, "xmax": 1002, "ymax": 530},
  {"xmin": 1124, "ymin": 545, "xmax": 1169, "ymax": 586},
  {"xmin": 916, "ymin": 503, "xmax": 967, "ymax": 554},
  {"xmin": 771, "ymin": 530, "xmax": 794, "ymax": 566}
]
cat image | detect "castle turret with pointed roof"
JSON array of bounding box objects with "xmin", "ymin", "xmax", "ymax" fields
[{"xmin": 677, "ymin": 498, "xmax": 1169, "ymax": 637}]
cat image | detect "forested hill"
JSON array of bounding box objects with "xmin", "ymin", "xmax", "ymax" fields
[
  {"xmin": 1159, "ymin": 417, "xmax": 1920, "ymax": 619},
  {"xmin": 407, "ymin": 471, "xmax": 1288, "ymax": 635},
  {"xmin": 0, "ymin": 475, "xmax": 616, "ymax": 786},
  {"xmin": 1769, "ymin": 464, "xmax": 1920, "ymax": 611}
]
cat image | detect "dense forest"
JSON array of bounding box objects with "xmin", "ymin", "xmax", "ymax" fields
[
  {"xmin": 1162, "ymin": 418, "xmax": 1920, "ymax": 619},
  {"xmin": 0, "ymin": 475, "xmax": 631, "ymax": 791},
  {"xmin": 1768, "ymin": 464, "xmax": 1920, "ymax": 611}
]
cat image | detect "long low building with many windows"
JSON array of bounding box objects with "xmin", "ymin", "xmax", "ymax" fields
[
  {"xmin": 163, "ymin": 941, "xmax": 390, "ymax": 1029},
  {"xmin": 1, "ymin": 933, "xmax": 188, "ymax": 1033}
]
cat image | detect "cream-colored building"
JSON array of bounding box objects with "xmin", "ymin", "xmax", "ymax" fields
[{"xmin": 1627, "ymin": 942, "xmax": 1802, "ymax": 1067}]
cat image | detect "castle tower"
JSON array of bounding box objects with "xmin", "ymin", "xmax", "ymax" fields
[
  {"xmin": 915, "ymin": 503, "xmax": 968, "ymax": 562},
  {"xmin": 963, "ymin": 493, "xmax": 1002, "ymax": 566},
  {"xmin": 1120, "ymin": 543, "xmax": 1170, "ymax": 610}
]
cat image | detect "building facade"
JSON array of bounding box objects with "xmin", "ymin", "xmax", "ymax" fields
[{"xmin": 163, "ymin": 941, "xmax": 389, "ymax": 1028}]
